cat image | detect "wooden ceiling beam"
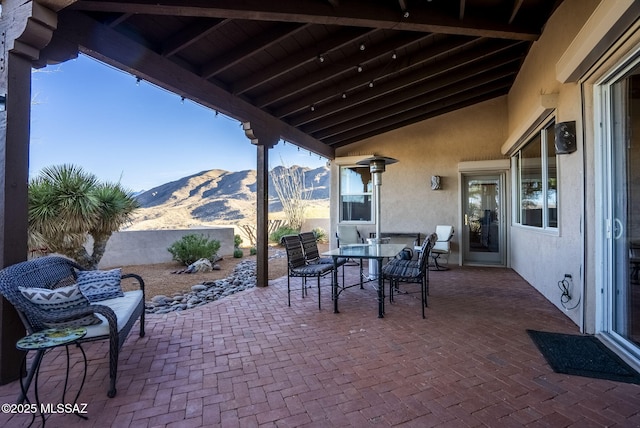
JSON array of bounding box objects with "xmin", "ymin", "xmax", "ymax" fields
[
  {"xmin": 311, "ymin": 70, "xmax": 517, "ymax": 139},
  {"xmin": 302, "ymin": 57, "xmax": 521, "ymax": 134},
  {"xmin": 201, "ymin": 22, "xmax": 309, "ymax": 79},
  {"xmin": 329, "ymin": 89, "xmax": 507, "ymax": 148},
  {"xmin": 232, "ymin": 26, "xmax": 374, "ymax": 96},
  {"xmin": 107, "ymin": 13, "xmax": 132, "ymax": 28},
  {"xmin": 70, "ymin": 0, "xmax": 543, "ymax": 41},
  {"xmin": 255, "ymin": 31, "xmax": 425, "ymax": 108},
  {"xmin": 55, "ymin": 10, "xmax": 333, "ymax": 159},
  {"xmin": 162, "ymin": 18, "xmax": 229, "ymax": 58},
  {"xmin": 323, "ymin": 82, "xmax": 511, "ymax": 146},
  {"xmin": 509, "ymin": 0, "xmax": 525, "ymax": 24},
  {"xmin": 279, "ymin": 36, "xmax": 509, "ymax": 121},
  {"xmin": 38, "ymin": 0, "xmax": 79, "ymax": 12}
]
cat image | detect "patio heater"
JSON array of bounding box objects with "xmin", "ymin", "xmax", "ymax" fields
[{"xmin": 357, "ymin": 156, "xmax": 398, "ymax": 279}]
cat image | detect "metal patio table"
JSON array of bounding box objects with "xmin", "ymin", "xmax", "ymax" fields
[{"xmin": 322, "ymin": 243, "xmax": 407, "ymax": 318}]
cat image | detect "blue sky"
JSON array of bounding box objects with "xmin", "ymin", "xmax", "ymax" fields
[{"xmin": 30, "ymin": 54, "xmax": 327, "ymax": 192}]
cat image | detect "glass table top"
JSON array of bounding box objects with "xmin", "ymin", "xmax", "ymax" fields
[{"xmin": 322, "ymin": 243, "xmax": 407, "ymax": 259}]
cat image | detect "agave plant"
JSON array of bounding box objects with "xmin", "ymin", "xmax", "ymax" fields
[{"xmin": 28, "ymin": 164, "xmax": 139, "ymax": 269}]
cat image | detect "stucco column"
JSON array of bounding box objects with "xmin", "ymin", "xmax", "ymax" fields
[
  {"xmin": 243, "ymin": 122, "xmax": 279, "ymax": 287},
  {"xmin": 0, "ymin": 0, "xmax": 57, "ymax": 384}
]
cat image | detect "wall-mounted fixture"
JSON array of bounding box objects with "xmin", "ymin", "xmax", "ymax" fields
[
  {"xmin": 554, "ymin": 121, "xmax": 577, "ymax": 154},
  {"xmin": 431, "ymin": 175, "xmax": 441, "ymax": 190}
]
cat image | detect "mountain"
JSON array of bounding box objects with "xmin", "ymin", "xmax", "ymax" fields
[{"xmin": 125, "ymin": 166, "xmax": 330, "ymax": 230}]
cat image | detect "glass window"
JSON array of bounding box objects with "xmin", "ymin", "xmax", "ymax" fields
[
  {"xmin": 546, "ymin": 125, "xmax": 558, "ymax": 228},
  {"xmin": 514, "ymin": 120, "xmax": 558, "ymax": 229},
  {"xmin": 340, "ymin": 166, "xmax": 372, "ymax": 222}
]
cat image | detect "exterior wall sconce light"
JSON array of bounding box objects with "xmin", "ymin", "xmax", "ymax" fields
[{"xmin": 431, "ymin": 175, "xmax": 441, "ymax": 190}]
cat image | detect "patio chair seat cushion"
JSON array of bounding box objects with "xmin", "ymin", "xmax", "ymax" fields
[
  {"xmin": 382, "ymin": 261, "xmax": 420, "ymax": 280},
  {"xmin": 84, "ymin": 290, "xmax": 144, "ymax": 339},
  {"xmin": 385, "ymin": 259, "xmax": 419, "ymax": 269},
  {"xmin": 313, "ymin": 256, "xmax": 348, "ymax": 266},
  {"xmin": 291, "ymin": 263, "xmax": 334, "ymax": 276}
]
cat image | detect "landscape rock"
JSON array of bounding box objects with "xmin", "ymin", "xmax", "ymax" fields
[
  {"xmin": 187, "ymin": 258, "xmax": 213, "ymax": 273},
  {"xmin": 145, "ymin": 259, "xmax": 258, "ymax": 314}
]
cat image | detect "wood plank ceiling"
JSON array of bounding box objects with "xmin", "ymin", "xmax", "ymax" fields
[{"xmin": 41, "ymin": 0, "xmax": 564, "ymax": 157}]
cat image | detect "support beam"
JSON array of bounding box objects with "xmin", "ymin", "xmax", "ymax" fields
[
  {"xmin": 70, "ymin": 0, "xmax": 543, "ymax": 41},
  {"xmin": 0, "ymin": 0, "xmax": 57, "ymax": 384},
  {"xmin": 243, "ymin": 123, "xmax": 279, "ymax": 288}
]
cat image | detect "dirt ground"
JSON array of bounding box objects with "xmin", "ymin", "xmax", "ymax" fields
[{"xmin": 119, "ymin": 243, "xmax": 328, "ymax": 299}]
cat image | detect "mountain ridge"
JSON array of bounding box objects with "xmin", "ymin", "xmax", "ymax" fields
[{"xmin": 126, "ymin": 165, "xmax": 330, "ymax": 230}]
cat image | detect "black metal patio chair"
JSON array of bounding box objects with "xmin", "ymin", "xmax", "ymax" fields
[
  {"xmin": 299, "ymin": 231, "xmax": 347, "ymax": 284},
  {"xmin": 382, "ymin": 232, "xmax": 437, "ymax": 318},
  {"xmin": 281, "ymin": 235, "xmax": 334, "ymax": 310}
]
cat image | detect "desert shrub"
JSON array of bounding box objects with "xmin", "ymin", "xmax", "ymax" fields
[
  {"xmin": 249, "ymin": 247, "xmax": 257, "ymax": 255},
  {"xmin": 233, "ymin": 248, "xmax": 244, "ymax": 258},
  {"xmin": 269, "ymin": 226, "xmax": 300, "ymax": 244},
  {"xmin": 167, "ymin": 234, "xmax": 221, "ymax": 266},
  {"xmin": 234, "ymin": 234, "xmax": 243, "ymax": 248},
  {"xmin": 312, "ymin": 227, "xmax": 327, "ymax": 243}
]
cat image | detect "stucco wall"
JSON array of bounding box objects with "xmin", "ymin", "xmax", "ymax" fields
[
  {"xmin": 505, "ymin": 0, "xmax": 603, "ymax": 328},
  {"xmin": 333, "ymin": 96, "xmax": 509, "ymax": 262},
  {"xmin": 330, "ymin": 0, "xmax": 606, "ymax": 329},
  {"xmin": 94, "ymin": 227, "xmax": 235, "ymax": 268},
  {"xmin": 506, "ymin": 0, "xmax": 600, "ymax": 137},
  {"xmin": 302, "ymin": 218, "xmax": 330, "ymax": 236}
]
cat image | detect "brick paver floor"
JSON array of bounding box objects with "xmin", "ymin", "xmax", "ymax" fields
[{"xmin": 0, "ymin": 265, "xmax": 639, "ymax": 427}]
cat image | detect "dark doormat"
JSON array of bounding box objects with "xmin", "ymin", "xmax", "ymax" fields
[{"xmin": 527, "ymin": 330, "xmax": 640, "ymax": 384}]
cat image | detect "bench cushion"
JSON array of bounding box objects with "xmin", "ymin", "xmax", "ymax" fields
[
  {"xmin": 84, "ymin": 290, "xmax": 143, "ymax": 339},
  {"xmin": 19, "ymin": 284, "xmax": 102, "ymax": 328},
  {"xmin": 77, "ymin": 268, "xmax": 125, "ymax": 302}
]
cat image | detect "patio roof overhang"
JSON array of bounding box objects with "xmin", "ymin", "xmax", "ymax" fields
[
  {"xmin": 36, "ymin": 0, "xmax": 563, "ymax": 154},
  {"xmin": 0, "ymin": 0, "xmax": 564, "ymax": 382}
]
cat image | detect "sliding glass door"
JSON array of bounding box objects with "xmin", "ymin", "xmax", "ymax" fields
[{"xmin": 601, "ymin": 61, "xmax": 640, "ymax": 351}]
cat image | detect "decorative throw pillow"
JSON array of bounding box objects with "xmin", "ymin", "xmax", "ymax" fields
[
  {"xmin": 19, "ymin": 284, "xmax": 102, "ymax": 328},
  {"xmin": 76, "ymin": 268, "xmax": 124, "ymax": 302}
]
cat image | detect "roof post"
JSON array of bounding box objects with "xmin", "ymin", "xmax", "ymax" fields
[
  {"xmin": 0, "ymin": 0, "xmax": 57, "ymax": 384},
  {"xmin": 243, "ymin": 122, "xmax": 279, "ymax": 287}
]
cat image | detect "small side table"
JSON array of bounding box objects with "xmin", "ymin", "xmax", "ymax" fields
[{"xmin": 17, "ymin": 327, "xmax": 88, "ymax": 426}]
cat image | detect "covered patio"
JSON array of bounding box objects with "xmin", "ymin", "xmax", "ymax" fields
[
  {"xmin": 1, "ymin": 265, "xmax": 638, "ymax": 427},
  {"xmin": 2, "ymin": 1, "xmax": 640, "ymax": 425}
]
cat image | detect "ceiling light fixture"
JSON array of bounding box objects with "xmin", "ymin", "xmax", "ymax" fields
[
  {"xmin": 403, "ymin": 10, "xmax": 410, "ymax": 18},
  {"xmin": 318, "ymin": 54, "xmax": 325, "ymax": 63},
  {"xmin": 359, "ymin": 43, "xmax": 366, "ymax": 51},
  {"xmin": 392, "ymin": 51, "xmax": 397, "ymax": 60},
  {"xmin": 369, "ymin": 81, "xmax": 374, "ymax": 88},
  {"xmin": 310, "ymin": 104, "xmax": 315, "ymax": 111},
  {"xmin": 357, "ymin": 65, "xmax": 363, "ymax": 72},
  {"xmin": 342, "ymin": 92, "xmax": 347, "ymax": 99}
]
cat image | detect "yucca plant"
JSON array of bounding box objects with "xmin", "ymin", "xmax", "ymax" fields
[{"xmin": 28, "ymin": 164, "xmax": 140, "ymax": 269}]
